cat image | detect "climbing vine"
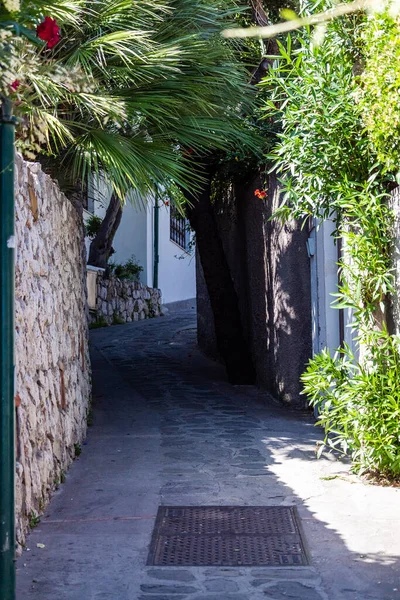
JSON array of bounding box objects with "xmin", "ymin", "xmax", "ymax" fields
[{"xmin": 261, "ymin": 1, "xmax": 400, "ymax": 477}]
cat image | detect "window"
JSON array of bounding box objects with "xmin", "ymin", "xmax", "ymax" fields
[{"xmin": 170, "ymin": 205, "xmax": 190, "ymax": 252}]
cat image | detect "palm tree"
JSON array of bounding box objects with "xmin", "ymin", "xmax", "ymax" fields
[{"xmin": 4, "ymin": 1, "xmax": 255, "ymax": 193}]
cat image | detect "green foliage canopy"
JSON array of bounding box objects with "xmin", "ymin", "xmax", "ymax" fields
[
  {"xmin": 261, "ymin": 0, "xmax": 400, "ymax": 477},
  {"xmin": 358, "ymin": 10, "xmax": 400, "ymax": 173},
  {"xmin": 1, "ymin": 0, "xmax": 260, "ymax": 198}
]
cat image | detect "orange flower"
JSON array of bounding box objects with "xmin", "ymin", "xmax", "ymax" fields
[{"xmin": 254, "ymin": 189, "xmax": 267, "ymax": 199}]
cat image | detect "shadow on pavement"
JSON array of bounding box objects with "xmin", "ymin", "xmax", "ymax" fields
[{"xmin": 17, "ymin": 310, "xmax": 400, "ymax": 600}]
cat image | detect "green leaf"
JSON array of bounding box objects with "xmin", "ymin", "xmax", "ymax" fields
[{"xmin": 280, "ymin": 9, "xmax": 298, "ymax": 21}]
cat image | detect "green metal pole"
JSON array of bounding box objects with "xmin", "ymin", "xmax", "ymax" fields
[
  {"xmin": 0, "ymin": 96, "xmax": 16, "ymax": 600},
  {"xmin": 153, "ymin": 187, "xmax": 159, "ymax": 289}
]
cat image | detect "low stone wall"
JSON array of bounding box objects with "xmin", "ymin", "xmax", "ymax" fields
[
  {"xmin": 14, "ymin": 155, "xmax": 91, "ymax": 551},
  {"xmin": 88, "ymin": 271, "xmax": 162, "ymax": 326}
]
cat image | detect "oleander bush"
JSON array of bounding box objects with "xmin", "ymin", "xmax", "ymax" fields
[{"xmin": 261, "ymin": 0, "xmax": 400, "ymax": 477}]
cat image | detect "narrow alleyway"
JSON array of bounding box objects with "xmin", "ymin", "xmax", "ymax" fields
[{"xmin": 17, "ymin": 309, "xmax": 400, "ymax": 600}]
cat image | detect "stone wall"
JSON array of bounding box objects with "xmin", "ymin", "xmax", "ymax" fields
[
  {"xmin": 196, "ymin": 173, "xmax": 312, "ymax": 407},
  {"xmin": 88, "ymin": 271, "xmax": 162, "ymax": 326},
  {"xmin": 14, "ymin": 155, "xmax": 91, "ymax": 551}
]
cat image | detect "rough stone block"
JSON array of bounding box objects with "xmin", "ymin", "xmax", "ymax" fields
[
  {"xmin": 140, "ymin": 585, "xmax": 198, "ymax": 594},
  {"xmin": 204, "ymin": 580, "xmax": 240, "ymax": 592},
  {"xmin": 146, "ymin": 569, "xmax": 196, "ymax": 583}
]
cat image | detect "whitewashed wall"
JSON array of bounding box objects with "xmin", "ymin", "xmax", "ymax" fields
[
  {"xmin": 156, "ymin": 203, "xmax": 196, "ymax": 305},
  {"xmin": 309, "ymin": 218, "xmax": 359, "ymax": 365},
  {"xmin": 308, "ymin": 219, "xmax": 341, "ymax": 356},
  {"xmin": 14, "ymin": 156, "xmax": 91, "ymax": 551}
]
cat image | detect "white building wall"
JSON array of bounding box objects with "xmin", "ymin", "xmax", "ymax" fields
[
  {"xmin": 309, "ymin": 217, "xmax": 357, "ymax": 359},
  {"xmin": 113, "ymin": 202, "xmax": 149, "ymax": 282},
  {"xmin": 309, "ymin": 218, "xmax": 341, "ymax": 355},
  {"xmin": 156, "ymin": 203, "xmax": 196, "ymax": 304}
]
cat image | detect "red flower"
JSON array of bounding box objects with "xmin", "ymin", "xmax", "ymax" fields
[
  {"xmin": 36, "ymin": 17, "xmax": 60, "ymax": 49},
  {"xmin": 164, "ymin": 201, "xmax": 170, "ymax": 206},
  {"xmin": 254, "ymin": 189, "xmax": 267, "ymax": 199},
  {"xmin": 10, "ymin": 79, "xmax": 20, "ymax": 91}
]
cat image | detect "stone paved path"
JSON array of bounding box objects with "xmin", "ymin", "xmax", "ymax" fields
[{"xmin": 17, "ymin": 309, "xmax": 400, "ymax": 600}]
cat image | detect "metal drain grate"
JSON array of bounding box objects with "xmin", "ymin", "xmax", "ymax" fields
[{"xmin": 147, "ymin": 506, "xmax": 309, "ymax": 567}]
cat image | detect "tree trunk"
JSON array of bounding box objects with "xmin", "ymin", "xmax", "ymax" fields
[
  {"xmin": 184, "ymin": 174, "xmax": 256, "ymax": 385},
  {"xmin": 249, "ymin": 0, "xmax": 279, "ymax": 85},
  {"xmin": 88, "ymin": 194, "xmax": 123, "ymax": 268},
  {"xmin": 250, "ymin": 0, "xmax": 269, "ymax": 25},
  {"xmin": 181, "ymin": 1, "xmax": 272, "ymax": 383}
]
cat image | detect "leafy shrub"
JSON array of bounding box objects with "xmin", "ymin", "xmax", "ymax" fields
[
  {"xmin": 85, "ymin": 215, "xmax": 103, "ymax": 240},
  {"xmin": 302, "ymin": 333, "xmax": 400, "ymax": 476},
  {"xmin": 260, "ymin": 7, "xmax": 373, "ymax": 222},
  {"xmin": 358, "ymin": 11, "xmax": 400, "ymax": 173},
  {"xmin": 261, "ymin": 1, "xmax": 400, "ymax": 477},
  {"xmin": 109, "ymin": 257, "xmax": 143, "ymax": 281}
]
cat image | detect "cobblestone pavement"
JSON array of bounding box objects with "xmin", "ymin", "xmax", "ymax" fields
[{"xmin": 17, "ymin": 309, "xmax": 400, "ymax": 600}]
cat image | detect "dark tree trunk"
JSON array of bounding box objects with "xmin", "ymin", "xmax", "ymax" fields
[
  {"xmin": 184, "ymin": 173, "xmax": 256, "ymax": 385},
  {"xmin": 250, "ymin": 0, "xmax": 269, "ymax": 25},
  {"xmin": 180, "ymin": 1, "xmax": 272, "ymax": 384},
  {"xmin": 249, "ymin": 0, "xmax": 279, "ymax": 85},
  {"xmin": 88, "ymin": 194, "xmax": 123, "ymax": 268}
]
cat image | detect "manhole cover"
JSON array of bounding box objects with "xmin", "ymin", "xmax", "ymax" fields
[{"xmin": 147, "ymin": 506, "xmax": 309, "ymax": 566}]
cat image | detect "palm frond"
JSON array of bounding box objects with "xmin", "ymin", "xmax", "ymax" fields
[{"xmin": 8, "ymin": 0, "xmax": 260, "ymax": 204}]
